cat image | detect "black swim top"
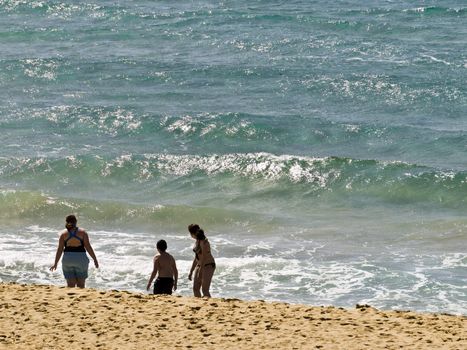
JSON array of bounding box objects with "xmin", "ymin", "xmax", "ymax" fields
[
  {"xmin": 64, "ymin": 228, "xmax": 86, "ymax": 252},
  {"xmin": 193, "ymin": 240, "xmax": 202, "ymax": 260}
]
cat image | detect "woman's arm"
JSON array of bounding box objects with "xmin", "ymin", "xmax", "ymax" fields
[
  {"xmin": 50, "ymin": 233, "xmax": 65, "ymax": 271},
  {"xmin": 198, "ymin": 240, "xmax": 210, "ymax": 266},
  {"xmin": 83, "ymin": 231, "xmax": 99, "ymax": 268},
  {"xmin": 195, "ymin": 240, "xmax": 210, "ymax": 279},
  {"xmin": 188, "ymin": 257, "xmax": 197, "ymax": 281},
  {"xmin": 203, "ymin": 240, "xmax": 211, "ymax": 255}
]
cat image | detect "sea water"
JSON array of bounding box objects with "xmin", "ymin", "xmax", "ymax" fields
[{"xmin": 0, "ymin": 0, "xmax": 466, "ymax": 315}]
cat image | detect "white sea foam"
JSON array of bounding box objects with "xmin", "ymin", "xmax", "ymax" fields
[
  {"xmin": 1, "ymin": 223, "xmax": 466, "ymax": 314},
  {"xmin": 1, "ymin": 0, "xmax": 466, "ymax": 315}
]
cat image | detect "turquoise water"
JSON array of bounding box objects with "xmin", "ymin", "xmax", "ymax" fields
[{"xmin": 0, "ymin": 0, "xmax": 466, "ymax": 314}]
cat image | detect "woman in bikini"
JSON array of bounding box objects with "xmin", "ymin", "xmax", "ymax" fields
[
  {"xmin": 50, "ymin": 214, "xmax": 99, "ymax": 288},
  {"xmin": 188, "ymin": 224, "xmax": 216, "ymax": 298}
]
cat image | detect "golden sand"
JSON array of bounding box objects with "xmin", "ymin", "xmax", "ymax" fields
[{"xmin": 0, "ymin": 283, "xmax": 465, "ymax": 349}]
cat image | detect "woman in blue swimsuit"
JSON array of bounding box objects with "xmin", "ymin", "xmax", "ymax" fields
[{"xmin": 50, "ymin": 215, "xmax": 99, "ymax": 288}]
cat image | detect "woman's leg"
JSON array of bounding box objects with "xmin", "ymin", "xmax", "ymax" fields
[
  {"xmin": 192, "ymin": 266, "xmax": 202, "ymax": 297},
  {"xmin": 76, "ymin": 278, "xmax": 86, "ymax": 288},
  {"xmin": 75, "ymin": 253, "xmax": 89, "ymax": 288},
  {"xmin": 201, "ymin": 265, "xmax": 215, "ymax": 297},
  {"xmin": 66, "ymin": 278, "xmax": 77, "ymax": 287}
]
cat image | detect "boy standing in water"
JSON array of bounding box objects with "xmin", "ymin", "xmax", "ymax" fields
[{"xmin": 146, "ymin": 240, "xmax": 178, "ymax": 295}]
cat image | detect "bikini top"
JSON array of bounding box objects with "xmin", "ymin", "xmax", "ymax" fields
[
  {"xmin": 193, "ymin": 241, "xmax": 201, "ymax": 253},
  {"xmin": 193, "ymin": 240, "xmax": 203, "ymax": 260},
  {"xmin": 193, "ymin": 239, "xmax": 212, "ymax": 260},
  {"xmin": 64, "ymin": 228, "xmax": 86, "ymax": 252},
  {"xmin": 193, "ymin": 240, "xmax": 201, "ymax": 260}
]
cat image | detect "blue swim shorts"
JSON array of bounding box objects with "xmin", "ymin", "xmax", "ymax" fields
[{"xmin": 62, "ymin": 252, "xmax": 89, "ymax": 279}]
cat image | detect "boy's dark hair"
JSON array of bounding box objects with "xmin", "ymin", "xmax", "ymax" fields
[{"xmin": 156, "ymin": 239, "xmax": 167, "ymax": 252}]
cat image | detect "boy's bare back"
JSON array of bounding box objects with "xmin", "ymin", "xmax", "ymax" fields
[{"xmin": 155, "ymin": 252, "xmax": 176, "ymax": 278}]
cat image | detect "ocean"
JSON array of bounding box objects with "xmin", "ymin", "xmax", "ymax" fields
[{"xmin": 0, "ymin": 0, "xmax": 466, "ymax": 315}]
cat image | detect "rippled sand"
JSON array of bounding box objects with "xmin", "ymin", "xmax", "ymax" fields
[{"xmin": 1, "ymin": 283, "xmax": 466, "ymax": 349}]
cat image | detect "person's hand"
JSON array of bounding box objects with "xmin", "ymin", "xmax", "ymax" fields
[
  {"xmin": 94, "ymin": 260, "xmax": 99, "ymax": 268},
  {"xmin": 173, "ymin": 282, "xmax": 177, "ymax": 291},
  {"xmin": 146, "ymin": 282, "xmax": 151, "ymax": 291},
  {"xmin": 49, "ymin": 264, "xmax": 57, "ymax": 271},
  {"xmin": 188, "ymin": 272, "xmax": 192, "ymax": 281},
  {"xmin": 196, "ymin": 269, "xmax": 202, "ymax": 279}
]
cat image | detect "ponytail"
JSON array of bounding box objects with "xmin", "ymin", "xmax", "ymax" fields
[{"xmin": 196, "ymin": 229, "xmax": 206, "ymax": 240}]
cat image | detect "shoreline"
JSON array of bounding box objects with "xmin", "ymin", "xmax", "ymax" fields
[{"xmin": 1, "ymin": 282, "xmax": 466, "ymax": 349}]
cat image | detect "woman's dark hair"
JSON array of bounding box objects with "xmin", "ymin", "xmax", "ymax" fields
[
  {"xmin": 188, "ymin": 224, "xmax": 206, "ymax": 240},
  {"xmin": 195, "ymin": 229, "xmax": 206, "ymax": 240},
  {"xmin": 65, "ymin": 214, "xmax": 77, "ymax": 225},
  {"xmin": 156, "ymin": 239, "xmax": 167, "ymax": 252},
  {"xmin": 188, "ymin": 224, "xmax": 200, "ymax": 235}
]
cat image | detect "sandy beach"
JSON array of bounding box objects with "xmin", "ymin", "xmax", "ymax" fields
[{"xmin": 0, "ymin": 283, "xmax": 465, "ymax": 349}]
